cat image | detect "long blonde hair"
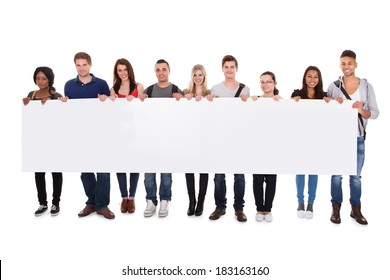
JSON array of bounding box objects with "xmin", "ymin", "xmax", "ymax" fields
[{"xmin": 187, "ymin": 64, "xmax": 209, "ymax": 96}]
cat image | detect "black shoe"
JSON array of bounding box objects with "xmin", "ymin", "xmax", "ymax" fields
[
  {"xmin": 35, "ymin": 205, "xmax": 48, "ymax": 216},
  {"xmin": 209, "ymin": 209, "xmax": 225, "ymax": 220},
  {"xmin": 50, "ymin": 205, "xmax": 60, "ymax": 216}
]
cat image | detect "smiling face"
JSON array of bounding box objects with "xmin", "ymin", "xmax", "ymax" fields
[
  {"xmin": 35, "ymin": 71, "xmax": 49, "ymax": 90},
  {"xmin": 260, "ymin": 74, "xmax": 275, "ymax": 95},
  {"xmin": 193, "ymin": 69, "xmax": 204, "ymax": 85},
  {"xmin": 155, "ymin": 62, "xmax": 170, "ymax": 83},
  {"xmin": 116, "ymin": 64, "xmax": 129, "ymax": 82},
  {"xmin": 75, "ymin": 58, "xmax": 91, "ymax": 78},
  {"xmin": 305, "ymin": 69, "xmax": 319, "ymax": 89},
  {"xmin": 340, "ymin": 56, "xmax": 357, "ymax": 77},
  {"xmin": 222, "ymin": 61, "xmax": 237, "ymax": 80}
]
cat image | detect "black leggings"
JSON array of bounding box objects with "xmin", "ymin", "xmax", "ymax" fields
[{"xmin": 185, "ymin": 173, "xmax": 208, "ymax": 197}]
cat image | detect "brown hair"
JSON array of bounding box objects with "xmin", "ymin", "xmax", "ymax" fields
[
  {"xmin": 74, "ymin": 52, "xmax": 92, "ymax": 65},
  {"xmin": 221, "ymin": 55, "xmax": 238, "ymax": 68},
  {"xmin": 112, "ymin": 58, "xmax": 137, "ymax": 95}
]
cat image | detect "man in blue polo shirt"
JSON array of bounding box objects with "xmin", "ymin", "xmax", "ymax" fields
[{"xmin": 64, "ymin": 51, "xmax": 114, "ymax": 219}]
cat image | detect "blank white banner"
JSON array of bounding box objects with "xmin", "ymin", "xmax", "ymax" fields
[{"xmin": 22, "ymin": 98, "xmax": 357, "ymax": 174}]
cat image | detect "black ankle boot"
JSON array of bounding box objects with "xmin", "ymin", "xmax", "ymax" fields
[
  {"xmin": 187, "ymin": 195, "xmax": 196, "ymax": 216},
  {"xmin": 195, "ymin": 195, "xmax": 205, "ymax": 216}
]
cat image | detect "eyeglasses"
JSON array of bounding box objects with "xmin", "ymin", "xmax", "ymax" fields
[{"xmin": 260, "ymin": 81, "xmax": 274, "ymax": 84}]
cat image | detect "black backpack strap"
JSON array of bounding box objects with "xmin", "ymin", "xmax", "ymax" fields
[
  {"xmin": 146, "ymin": 85, "xmax": 153, "ymax": 97},
  {"xmin": 171, "ymin": 84, "xmax": 178, "ymax": 94},
  {"xmin": 334, "ymin": 80, "xmax": 366, "ymax": 138},
  {"xmin": 235, "ymin": 83, "xmax": 245, "ymax": 98}
]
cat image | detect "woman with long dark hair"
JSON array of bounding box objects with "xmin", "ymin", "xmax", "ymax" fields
[
  {"xmin": 109, "ymin": 58, "xmax": 144, "ymax": 214},
  {"xmin": 291, "ymin": 66, "xmax": 326, "ymax": 219}
]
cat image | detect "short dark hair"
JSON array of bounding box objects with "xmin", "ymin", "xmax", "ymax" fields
[
  {"xmin": 156, "ymin": 59, "xmax": 170, "ymax": 70},
  {"xmin": 74, "ymin": 52, "xmax": 92, "ymax": 64},
  {"xmin": 340, "ymin": 50, "xmax": 356, "ymax": 59},
  {"xmin": 222, "ymin": 55, "xmax": 238, "ymax": 68}
]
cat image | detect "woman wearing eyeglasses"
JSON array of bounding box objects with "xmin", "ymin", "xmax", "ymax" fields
[{"xmin": 251, "ymin": 71, "xmax": 280, "ymax": 222}]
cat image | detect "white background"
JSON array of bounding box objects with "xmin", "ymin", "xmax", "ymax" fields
[{"xmin": 1, "ymin": 0, "xmax": 389, "ymax": 279}]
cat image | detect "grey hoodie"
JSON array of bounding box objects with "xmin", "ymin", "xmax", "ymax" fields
[{"xmin": 327, "ymin": 77, "xmax": 379, "ymax": 137}]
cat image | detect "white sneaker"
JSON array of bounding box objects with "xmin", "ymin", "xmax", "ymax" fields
[
  {"xmin": 158, "ymin": 200, "xmax": 169, "ymax": 217},
  {"xmin": 297, "ymin": 210, "xmax": 305, "ymax": 218},
  {"xmin": 144, "ymin": 200, "xmax": 156, "ymax": 217},
  {"xmin": 305, "ymin": 210, "xmax": 313, "ymax": 219},
  {"xmin": 264, "ymin": 213, "xmax": 273, "ymax": 222},
  {"xmin": 255, "ymin": 212, "xmax": 264, "ymax": 222}
]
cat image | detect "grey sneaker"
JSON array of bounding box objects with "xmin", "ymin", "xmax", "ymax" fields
[
  {"xmin": 158, "ymin": 200, "xmax": 169, "ymax": 217},
  {"xmin": 50, "ymin": 205, "xmax": 60, "ymax": 216},
  {"xmin": 144, "ymin": 200, "xmax": 156, "ymax": 217},
  {"xmin": 35, "ymin": 205, "xmax": 48, "ymax": 216},
  {"xmin": 264, "ymin": 212, "xmax": 273, "ymax": 222}
]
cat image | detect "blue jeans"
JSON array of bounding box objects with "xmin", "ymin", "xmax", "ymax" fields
[
  {"xmin": 331, "ymin": 137, "xmax": 365, "ymax": 205},
  {"xmin": 116, "ymin": 173, "xmax": 139, "ymax": 197},
  {"xmin": 214, "ymin": 174, "xmax": 245, "ymax": 211},
  {"xmin": 296, "ymin": 175, "xmax": 318, "ymax": 204},
  {"xmin": 80, "ymin": 172, "xmax": 111, "ymax": 210},
  {"xmin": 144, "ymin": 173, "xmax": 172, "ymax": 205}
]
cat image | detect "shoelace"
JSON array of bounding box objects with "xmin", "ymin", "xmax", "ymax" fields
[
  {"xmin": 37, "ymin": 205, "xmax": 47, "ymax": 210},
  {"xmin": 48, "ymin": 205, "xmax": 59, "ymax": 215}
]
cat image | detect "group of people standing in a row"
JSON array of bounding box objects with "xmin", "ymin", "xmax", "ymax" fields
[{"xmin": 23, "ymin": 50, "xmax": 379, "ymax": 225}]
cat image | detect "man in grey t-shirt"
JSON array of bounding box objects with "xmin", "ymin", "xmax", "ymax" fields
[
  {"xmin": 208, "ymin": 55, "xmax": 249, "ymax": 222},
  {"xmin": 139, "ymin": 59, "xmax": 183, "ymax": 218}
]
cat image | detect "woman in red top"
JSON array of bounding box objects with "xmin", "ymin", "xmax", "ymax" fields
[
  {"xmin": 110, "ymin": 58, "xmax": 144, "ymax": 214},
  {"xmin": 110, "ymin": 58, "xmax": 144, "ymax": 100}
]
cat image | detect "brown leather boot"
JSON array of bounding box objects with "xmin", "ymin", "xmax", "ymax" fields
[
  {"xmin": 350, "ymin": 204, "xmax": 368, "ymax": 225},
  {"xmin": 330, "ymin": 203, "xmax": 341, "ymax": 224}
]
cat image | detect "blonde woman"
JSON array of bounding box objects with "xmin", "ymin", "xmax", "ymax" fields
[{"xmin": 183, "ymin": 64, "xmax": 210, "ymax": 216}]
